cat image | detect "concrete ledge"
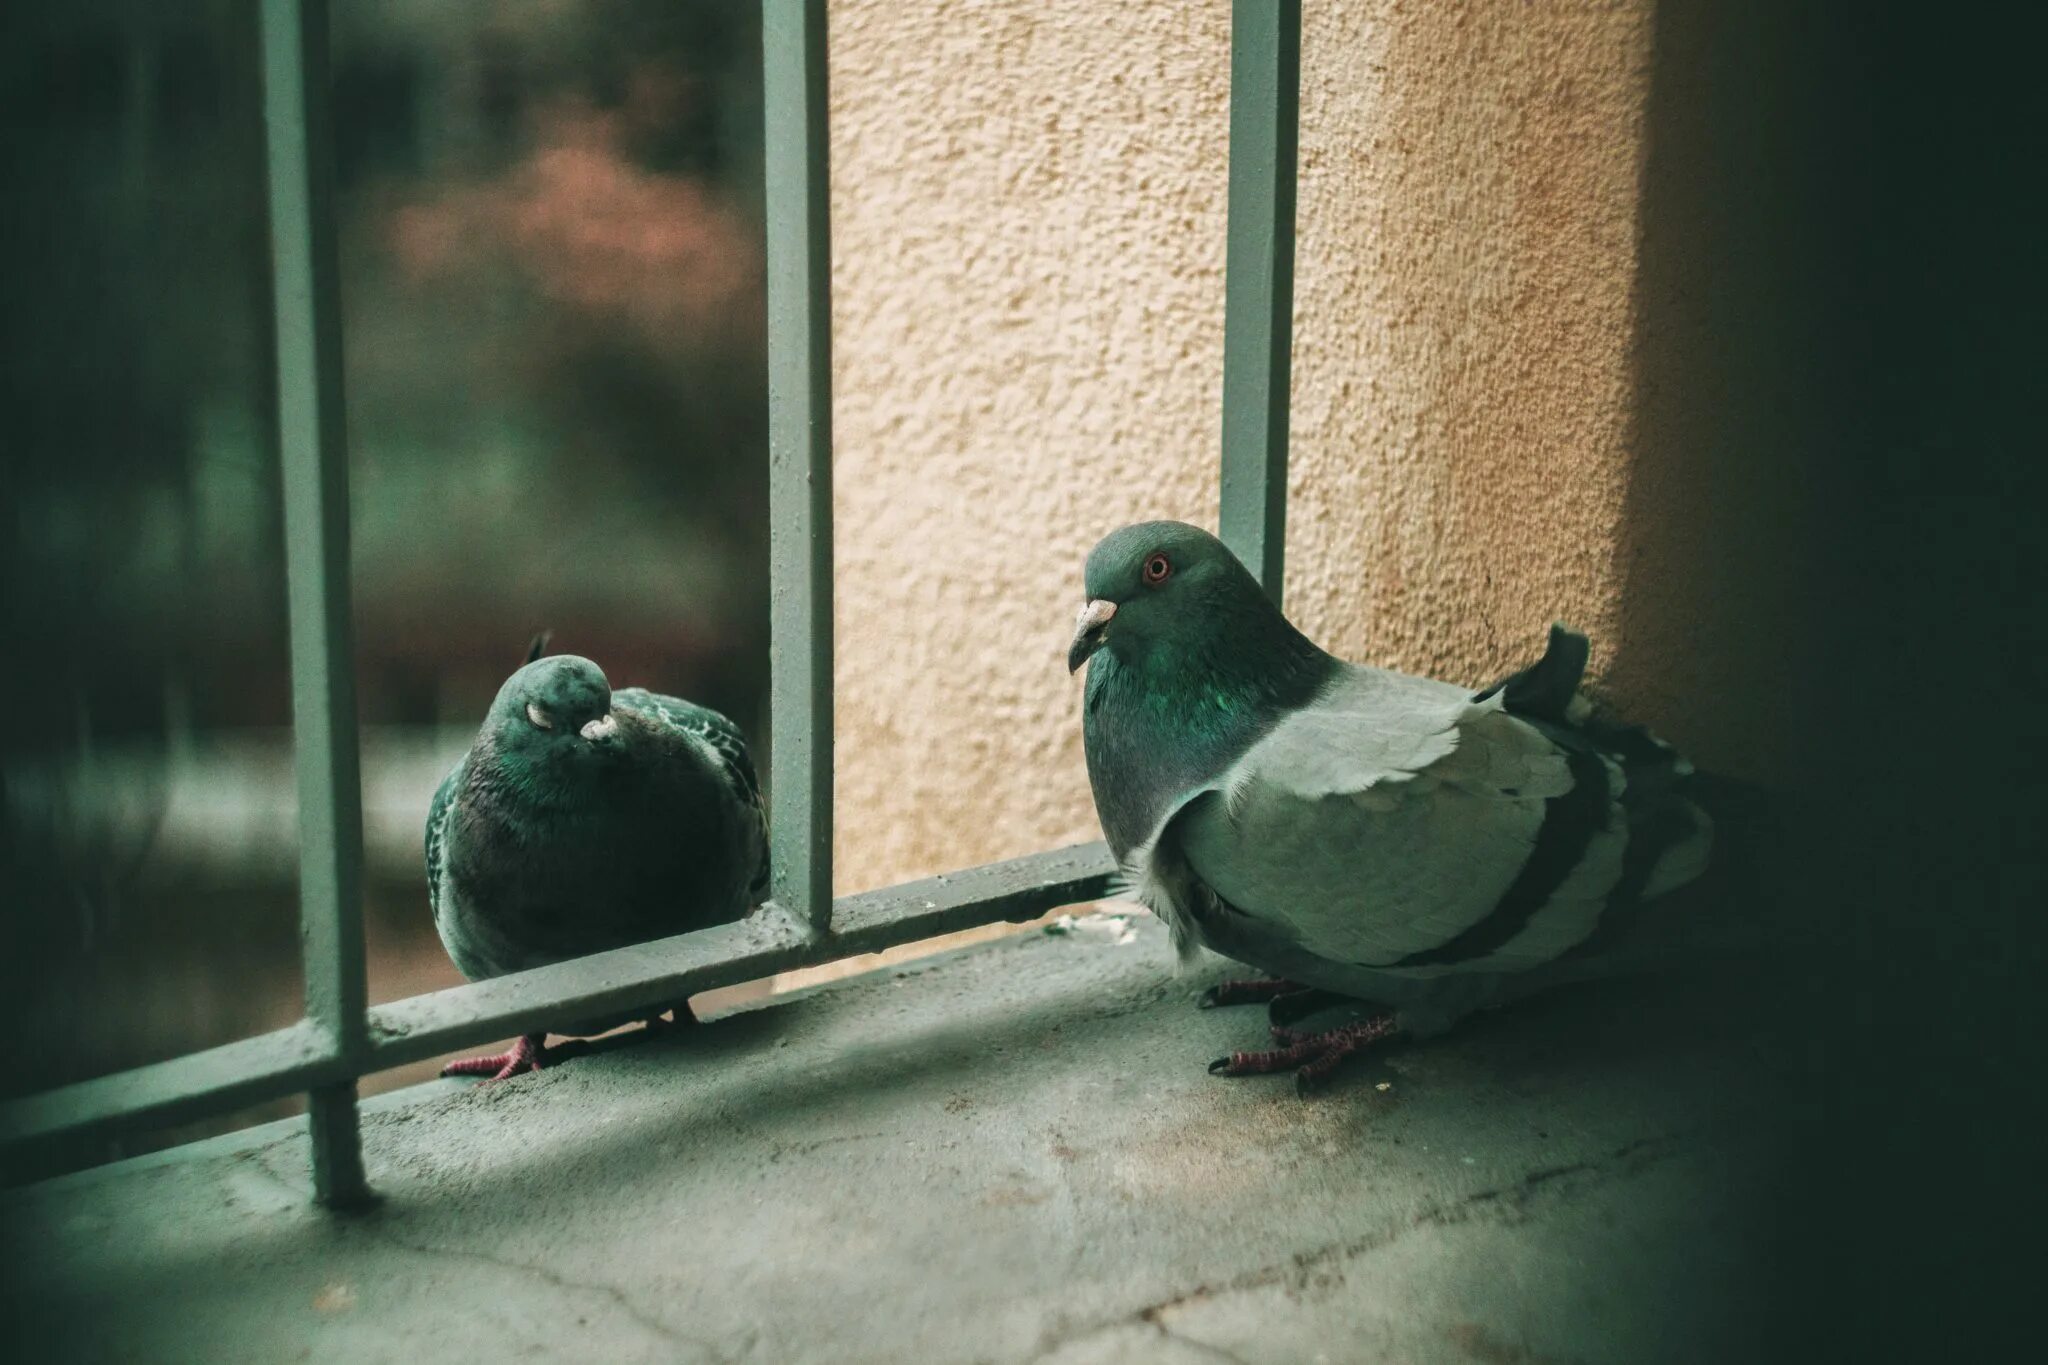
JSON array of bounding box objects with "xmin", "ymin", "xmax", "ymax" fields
[{"xmin": 2, "ymin": 912, "xmax": 1775, "ymax": 1363}]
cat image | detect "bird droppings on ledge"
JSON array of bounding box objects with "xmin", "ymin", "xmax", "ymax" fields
[
  {"xmin": 1042, "ymin": 911, "xmax": 1139, "ymax": 945},
  {"xmin": 311, "ymin": 1283, "xmax": 357, "ymax": 1316},
  {"xmin": 5, "ymin": 912, "xmax": 1782, "ymax": 1364}
]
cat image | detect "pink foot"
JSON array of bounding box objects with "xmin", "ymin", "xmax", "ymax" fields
[
  {"xmin": 441, "ymin": 1032, "xmax": 545, "ymax": 1082},
  {"xmin": 1209, "ymin": 1016, "xmax": 1400, "ymax": 1094}
]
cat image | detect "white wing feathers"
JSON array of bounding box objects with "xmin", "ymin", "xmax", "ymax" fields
[{"xmin": 1139, "ymin": 665, "xmax": 1630, "ymax": 980}]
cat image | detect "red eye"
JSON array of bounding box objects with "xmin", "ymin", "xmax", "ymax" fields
[{"xmin": 1142, "ymin": 553, "xmax": 1172, "ymax": 585}]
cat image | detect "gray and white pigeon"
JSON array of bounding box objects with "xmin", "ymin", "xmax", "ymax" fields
[
  {"xmin": 1069, "ymin": 521, "xmax": 1713, "ymax": 1091},
  {"xmin": 426, "ymin": 642, "xmax": 768, "ymax": 1080}
]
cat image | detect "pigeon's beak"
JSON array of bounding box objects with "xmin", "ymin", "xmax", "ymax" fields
[
  {"xmin": 579, "ymin": 713, "xmax": 619, "ymax": 744},
  {"xmin": 1067, "ymin": 599, "xmax": 1117, "ymax": 674}
]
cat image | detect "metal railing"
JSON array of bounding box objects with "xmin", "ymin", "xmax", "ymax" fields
[{"xmin": 0, "ymin": 0, "xmax": 1300, "ymax": 1205}]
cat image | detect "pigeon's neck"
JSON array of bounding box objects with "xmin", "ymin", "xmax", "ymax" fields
[
  {"xmin": 461, "ymin": 731, "xmax": 606, "ymax": 827},
  {"xmin": 1083, "ymin": 611, "xmax": 1333, "ymax": 858}
]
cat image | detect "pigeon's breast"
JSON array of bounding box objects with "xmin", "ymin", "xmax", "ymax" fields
[
  {"xmin": 1082, "ymin": 654, "xmax": 1282, "ymax": 859},
  {"xmin": 437, "ymin": 780, "xmax": 750, "ymax": 981}
]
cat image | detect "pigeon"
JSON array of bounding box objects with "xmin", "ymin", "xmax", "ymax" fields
[
  {"xmin": 1068, "ymin": 521, "xmax": 1712, "ymax": 1092},
  {"xmin": 426, "ymin": 641, "xmax": 768, "ymax": 1080}
]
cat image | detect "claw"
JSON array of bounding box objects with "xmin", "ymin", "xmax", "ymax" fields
[{"xmin": 1209, "ymin": 1016, "xmax": 1399, "ymax": 1092}]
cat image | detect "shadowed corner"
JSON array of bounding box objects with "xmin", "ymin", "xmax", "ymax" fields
[
  {"xmin": 1611, "ymin": 0, "xmax": 1860, "ymax": 1321},
  {"xmin": 1614, "ymin": 3, "xmax": 1871, "ymax": 1355},
  {"xmin": 1619, "ymin": 1, "xmax": 2043, "ymax": 1357},
  {"xmin": 1608, "ymin": 0, "xmax": 1841, "ymax": 791},
  {"xmin": 1609, "ymin": 0, "xmax": 1851, "ymax": 932}
]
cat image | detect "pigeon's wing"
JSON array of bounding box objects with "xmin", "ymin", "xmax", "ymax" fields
[
  {"xmin": 613, "ymin": 688, "xmax": 769, "ymax": 896},
  {"xmin": 614, "ymin": 688, "xmax": 763, "ymax": 810},
  {"xmin": 1157, "ymin": 665, "xmax": 1630, "ymax": 978},
  {"xmin": 424, "ymin": 754, "xmax": 464, "ymax": 919}
]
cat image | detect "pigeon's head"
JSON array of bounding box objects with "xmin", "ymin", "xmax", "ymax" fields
[
  {"xmin": 1068, "ymin": 520, "xmax": 1266, "ymax": 674},
  {"xmin": 486, "ymin": 654, "xmax": 625, "ymax": 779}
]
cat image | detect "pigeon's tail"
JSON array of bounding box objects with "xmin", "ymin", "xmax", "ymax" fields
[
  {"xmin": 1480, "ymin": 622, "xmax": 1714, "ymax": 917},
  {"xmin": 1641, "ymin": 798, "xmax": 1714, "ymax": 901},
  {"xmin": 525, "ymin": 630, "xmax": 554, "ymax": 665},
  {"xmin": 1474, "ymin": 621, "xmax": 1590, "ymax": 722},
  {"xmin": 1580, "ymin": 710, "xmax": 1712, "ymax": 900},
  {"xmin": 1666, "ymin": 770, "xmax": 1783, "ymax": 904}
]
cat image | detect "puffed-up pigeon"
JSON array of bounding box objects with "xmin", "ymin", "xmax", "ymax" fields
[
  {"xmin": 1068, "ymin": 521, "xmax": 1712, "ymax": 1091},
  {"xmin": 426, "ymin": 644, "xmax": 768, "ymax": 1080}
]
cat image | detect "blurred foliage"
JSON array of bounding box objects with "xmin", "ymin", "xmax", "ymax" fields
[{"xmin": 1, "ymin": 0, "xmax": 770, "ymax": 1109}]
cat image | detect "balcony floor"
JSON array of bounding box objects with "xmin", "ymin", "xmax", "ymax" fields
[{"xmin": 4, "ymin": 910, "xmax": 1778, "ymax": 1363}]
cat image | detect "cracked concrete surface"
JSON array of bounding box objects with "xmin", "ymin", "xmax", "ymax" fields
[{"xmin": 3, "ymin": 913, "xmax": 1778, "ymax": 1363}]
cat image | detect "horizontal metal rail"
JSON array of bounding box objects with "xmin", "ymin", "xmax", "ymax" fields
[
  {"xmin": 1, "ymin": 843, "xmax": 1117, "ymax": 1165},
  {"xmin": 0, "ymin": 1023, "xmax": 341, "ymax": 1164}
]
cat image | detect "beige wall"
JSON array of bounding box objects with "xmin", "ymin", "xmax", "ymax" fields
[
  {"xmin": 829, "ymin": 1, "xmax": 1232, "ymax": 892},
  {"xmin": 1286, "ymin": 3, "xmax": 1649, "ymax": 684},
  {"xmin": 828, "ymin": 1, "xmax": 1758, "ymax": 896}
]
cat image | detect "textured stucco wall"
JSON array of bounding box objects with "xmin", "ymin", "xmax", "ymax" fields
[
  {"xmin": 1284, "ymin": 3, "xmax": 1650, "ymax": 684},
  {"xmin": 828, "ymin": 1, "xmax": 1674, "ymax": 894},
  {"xmin": 829, "ymin": 1, "xmax": 1232, "ymax": 892}
]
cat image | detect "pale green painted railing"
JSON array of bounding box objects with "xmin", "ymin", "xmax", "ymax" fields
[{"xmin": 0, "ymin": 0, "xmax": 1299, "ymax": 1206}]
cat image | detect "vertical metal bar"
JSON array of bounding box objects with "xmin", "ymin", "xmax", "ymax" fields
[
  {"xmin": 260, "ymin": 0, "xmax": 371, "ymax": 1208},
  {"xmin": 763, "ymin": 0, "xmax": 835, "ymax": 933},
  {"xmin": 1218, "ymin": 0, "xmax": 1301, "ymax": 604}
]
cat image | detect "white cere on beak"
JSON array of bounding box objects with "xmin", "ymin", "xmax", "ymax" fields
[
  {"xmin": 579, "ymin": 713, "xmax": 619, "ymax": 742},
  {"xmin": 526, "ymin": 702, "xmax": 554, "ymax": 730},
  {"xmin": 1076, "ymin": 598, "xmax": 1117, "ymax": 632}
]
